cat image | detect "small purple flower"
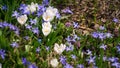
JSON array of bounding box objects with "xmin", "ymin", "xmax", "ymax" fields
[
  {"xmin": 66, "ymin": 43, "xmax": 74, "ymax": 51},
  {"xmin": 108, "ymin": 57, "xmax": 119, "ymax": 62},
  {"xmin": 2, "ymin": 22, "xmax": 9, "ymax": 27},
  {"xmin": 12, "ymin": 11, "xmax": 19, "ymax": 18},
  {"xmin": 19, "ymin": 4, "xmax": 30, "ymax": 15},
  {"xmin": 59, "ymin": 56, "xmax": 67, "ymax": 65},
  {"xmin": 103, "ymin": 56, "xmax": 107, "ymax": 61},
  {"xmin": 56, "ymin": 13, "xmax": 61, "ymax": 19},
  {"xmin": 10, "ymin": 42, "xmax": 19, "ymax": 48},
  {"xmin": 105, "ymin": 33, "xmax": 112, "ymax": 38},
  {"xmin": 86, "ymin": 56, "xmax": 96, "ymax": 64},
  {"xmin": 71, "ymin": 54, "xmax": 76, "ymax": 59},
  {"xmin": 32, "ymin": 27, "xmax": 39, "ymax": 35},
  {"xmin": 86, "ymin": 49, "xmax": 92, "ymax": 55},
  {"xmin": 100, "ymin": 44, "xmax": 107, "ymax": 50},
  {"xmin": 45, "ymin": 46, "xmax": 50, "ymax": 51},
  {"xmin": 28, "ymin": 64, "xmax": 38, "ymax": 68},
  {"xmin": 116, "ymin": 45, "xmax": 120, "ymax": 53},
  {"xmin": 30, "ymin": 19, "xmax": 37, "ymax": 25},
  {"xmin": 42, "ymin": 0, "xmax": 49, "ymax": 6},
  {"xmin": 8, "ymin": 24, "xmax": 16, "ymax": 30},
  {"xmin": 66, "ymin": 36, "xmax": 72, "ymax": 42},
  {"xmin": 0, "ymin": 23, "xmax": 3, "ymax": 28},
  {"xmin": 111, "ymin": 62, "xmax": 120, "ymax": 68},
  {"xmin": 24, "ymin": 36, "xmax": 30, "ymax": 40},
  {"xmin": 19, "ymin": 4, "xmax": 27, "ymax": 10},
  {"xmin": 73, "ymin": 34, "xmax": 80, "ymax": 40},
  {"xmin": 36, "ymin": 47, "xmax": 40, "ymax": 53},
  {"xmin": 1, "ymin": 5, "xmax": 7, "ymax": 10},
  {"xmin": 91, "ymin": 32, "xmax": 99, "ymax": 38},
  {"xmin": 36, "ymin": 11, "xmax": 43, "ymax": 17},
  {"xmin": 37, "ymin": 5, "xmax": 46, "ymax": 12},
  {"xmin": 113, "ymin": 18, "xmax": 119, "ymax": 23},
  {"xmin": 64, "ymin": 63, "xmax": 73, "ymax": 68},
  {"xmin": 22, "ymin": 58, "xmax": 30, "ymax": 65},
  {"xmin": 98, "ymin": 33, "xmax": 106, "ymax": 40},
  {"xmin": 0, "ymin": 49, "xmax": 6, "ymax": 59},
  {"xmin": 99, "ymin": 26, "xmax": 105, "ymax": 30},
  {"xmin": 73, "ymin": 22, "xmax": 79, "ymax": 28},
  {"xmin": 26, "ymin": 25, "xmax": 32, "ymax": 30},
  {"xmin": 62, "ymin": 7, "xmax": 73, "ymax": 14},
  {"xmin": 77, "ymin": 64, "xmax": 84, "ymax": 68},
  {"xmin": 14, "ymin": 30, "xmax": 20, "ymax": 35}
]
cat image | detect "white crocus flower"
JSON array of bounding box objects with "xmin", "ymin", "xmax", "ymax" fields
[
  {"xmin": 50, "ymin": 58, "xmax": 59, "ymax": 68},
  {"xmin": 28, "ymin": 2, "xmax": 38, "ymax": 13},
  {"xmin": 54, "ymin": 43, "xmax": 66, "ymax": 54},
  {"xmin": 42, "ymin": 22, "xmax": 52, "ymax": 36},
  {"xmin": 17, "ymin": 15, "xmax": 28, "ymax": 25},
  {"xmin": 42, "ymin": 6, "xmax": 58, "ymax": 22}
]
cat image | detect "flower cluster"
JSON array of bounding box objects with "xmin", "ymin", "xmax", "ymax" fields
[
  {"xmin": 0, "ymin": 0, "xmax": 120, "ymax": 68},
  {"xmin": 91, "ymin": 32, "xmax": 112, "ymax": 40},
  {"xmin": 0, "ymin": 22, "xmax": 19, "ymax": 35}
]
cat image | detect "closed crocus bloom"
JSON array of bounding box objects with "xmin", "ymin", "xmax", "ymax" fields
[
  {"xmin": 42, "ymin": 11, "xmax": 54, "ymax": 22},
  {"xmin": 28, "ymin": 2, "xmax": 38, "ymax": 13},
  {"xmin": 50, "ymin": 58, "xmax": 59, "ymax": 68},
  {"xmin": 42, "ymin": 6, "xmax": 58, "ymax": 22},
  {"xmin": 42, "ymin": 22, "xmax": 52, "ymax": 36},
  {"xmin": 46, "ymin": 6, "xmax": 58, "ymax": 16},
  {"xmin": 42, "ymin": 27, "xmax": 51, "ymax": 36},
  {"xmin": 17, "ymin": 15, "xmax": 28, "ymax": 25},
  {"xmin": 42, "ymin": 22, "xmax": 52, "ymax": 28},
  {"xmin": 54, "ymin": 43, "xmax": 66, "ymax": 54}
]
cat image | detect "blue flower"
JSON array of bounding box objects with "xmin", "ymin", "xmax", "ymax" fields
[
  {"xmin": 91, "ymin": 32, "xmax": 99, "ymax": 38},
  {"xmin": 24, "ymin": 36, "xmax": 30, "ymax": 40},
  {"xmin": 30, "ymin": 19, "xmax": 37, "ymax": 25},
  {"xmin": 86, "ymin": 56, "xmax": 96, "ymax": 64},
  {"xmin": 26, "ymin": 25, "xmax": 32, "ymax": 30},
  {"xmin": 36, "ymin": 11, "xmax": 43, "ymax": 17},
  {"xmin": 37, "ymin": 5, "xmax": 46, "ymax": 12},
  {"xmin": 59, "ymin": 56, "xmax": 67, "ymax": 65},
  {"xmin": 100, "ymin": 44, "xmax": 107, "ymax": 50},
  {"xmin": 28, "ymin": 64, "xmax": 38, "ymax": 68},
  {"xmin": 32, "ymin": 27, "xmax": 39, "ymax": 35},
  {"xmin": 62, "ymin": 7, "xmax": 73, "ymax": 14},
  {"xmin": 12, "ymin": 11, "xmax": 19, "ymax": 18},
  {"xmin": 19, "ymin": 4, "xmax": 30, "ymax": 15},
  {"xmin": 113, "ymin": 18, "xmax": 119, "ymax": 23},
  {"xmin": 86, "ymin": 49, "xmax": 92, "ymax": 55},
  {"xmin": 116, "ymin": 45, "xmax": 120, "ymax": 53},
  {"xmin": 73, "ymin": 22, "xmax": 79, "ymax": 28},
  {"xmin": 0, "ymin": 49, "xmax": 6, "ymax": 59},
  {"xmin": 111, "ymin": 62, "xmax": 120, "ymax": 68},
  {"xmin": 56, "ymin": 13, "xmax": 61, "ymax": 19},
  {"xmin": 22, "ymin": 58, "xmax": 30, "ymax": 65},
  {"xmin": 64, "ymin": 63, "xmax": 73, "ymax": 68},
  {"xmin": 98, "ymin": 33, "xmax": 106, "ymax": 40},
  {"xmin": 36, "ymin": 47, "xmax": 40, "ymax": 53},
  {"xmin": 103, "ymin": 56, "xmax": 107, "ymax": 61},
  {"xmin": 71, "ymin": 54, "xmax": 76, "ymax": 59},
  {"xmin": 42, "ymin": 0, "xmax": 49, "ymax": 6},
  {"xmin": 1, "ymin": 5, "xmax": 7, "ymax": 10},
  {"xmin": 45, "ymin": 46, "xmax": 50, "ymax": 51},
  {"xmin": 65, "ymin": 43, "xmax": 74, "ymax": 51},
  {"xmin": 10, "ymin": 42, "xmax": 19, "ymax": 48},
  {"xmin": 108, "ymin": 57, "xmax": 119, "ymax": 62},
  {"xmin": 99, "ymin": 26, "xmax": 105, "ymax": 30}
]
